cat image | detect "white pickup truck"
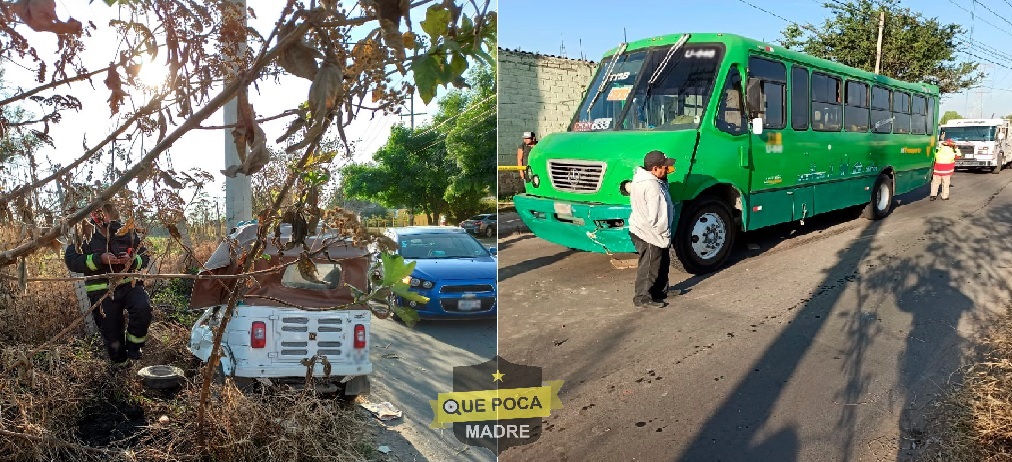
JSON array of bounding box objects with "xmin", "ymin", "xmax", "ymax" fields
[{"xmin": 188, "ymin": 222, "xmax": 371, "ymax": 396}]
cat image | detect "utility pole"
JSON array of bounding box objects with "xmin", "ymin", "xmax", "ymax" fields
[
  {"xmin": 223, "ymin": 0, "xmax": 251, "ymax": 229},
  {"xmin": 398, "ymin": 90, "xmax": 428, "ymax": 130},
  {"xmin": 874, "ymin": 10, "xmax": 885, "ymax": 74}
]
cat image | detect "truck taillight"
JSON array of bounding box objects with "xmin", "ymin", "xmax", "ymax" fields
[
  {"xmin": 354, "ymin": 324, "xmax": 366, "ymax": 349},
  {"xmin": 251, "ymin": 321, "xmax": 266, "ymax": 348}
]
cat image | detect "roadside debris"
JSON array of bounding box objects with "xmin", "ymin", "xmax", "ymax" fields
[
  {"xmin": 360, "ymin": 401, "xmax": 403, "ymax": 421},
  {"xmin": 377, "ymin": 446, "xmax": 392, "ymax": 454}
]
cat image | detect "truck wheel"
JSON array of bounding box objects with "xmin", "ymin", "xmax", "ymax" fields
[
  {"xmin": 672, "ymin": 196, "xmax": 737, "ymax": 274},
  {"xmin": 992, "ymin": 155, "xmax": 1004, "ymax": 174},
  {"xmin": 867, "ymin": 172, "xmax": 894, "ymax": 220}
]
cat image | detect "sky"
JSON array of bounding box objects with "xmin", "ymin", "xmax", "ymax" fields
[
  {"xmin": 499, "ymin": 0, "xmax": 1012, "ymax": 119},
  {"xmin": 2, "ymin": 1, "xmax": 448, "ymax": 209}
]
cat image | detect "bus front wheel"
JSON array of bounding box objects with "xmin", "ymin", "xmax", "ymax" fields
[
  {"xmin": 867, "ymin": 173, "xmax": 894, "ymax": 220},
  {"xmin": 672, "ymin": 197, "xmax": 737, "ymax": 274}
]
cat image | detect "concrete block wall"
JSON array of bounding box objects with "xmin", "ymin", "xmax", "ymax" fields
[{"xmin": 498, "ymin": 49, "xmax": 597, "ymax": 197}]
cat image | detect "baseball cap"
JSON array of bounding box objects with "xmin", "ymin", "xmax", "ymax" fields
[
  {"xmin": 643, "ymin": 150, "xmax": 675, "ymax": 169},
  {"xmin": 522, "ymin": 131, "xmax": 535, "ymax": 139}
]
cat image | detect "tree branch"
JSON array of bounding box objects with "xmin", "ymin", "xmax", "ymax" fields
[{"xmin": 0, "ymin": 66, "xmax": 112, "ymax": 108}]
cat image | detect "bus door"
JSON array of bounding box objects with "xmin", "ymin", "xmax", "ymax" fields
[{"xmin": 743, "ymin": 56, "xmax": 796, "ymax": 228}]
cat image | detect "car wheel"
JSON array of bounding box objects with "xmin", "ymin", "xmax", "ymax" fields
[
  {"xmin": 485, "ymin": 226, "xmax": 495, "ymax": 237},
  {"xmin": 672, "ymin": 196, "xmax": 737, "ymax": 274},
  {"xmin": 866, "ymin": 172, "xmax": 894, "ymax": 220}
]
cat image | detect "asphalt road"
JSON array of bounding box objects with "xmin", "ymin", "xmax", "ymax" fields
[
  {"xmin": 498, "ymin": 170, "xmax": 1012, "ymax": 462},
  {"xmin": 365, "ymin": 234, "xmax": 498, "ymax": 462}
]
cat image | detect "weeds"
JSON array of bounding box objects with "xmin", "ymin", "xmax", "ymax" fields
[{"xmin": 0, "ymin": 231, "xmax": 375, "ymax": 461}]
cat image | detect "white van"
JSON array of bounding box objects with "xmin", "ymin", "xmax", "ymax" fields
[
  {"xmin": 188, "ymin": 222, "xmax": 371, "ymax": 396},
  {"xmin": 940, "ymin": 118, "xmax": 1012, "ymax": 173}
]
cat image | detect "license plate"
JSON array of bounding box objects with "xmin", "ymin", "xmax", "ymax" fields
[
  {"xmin": 458, "ymin": 299, "xmax": 482, "ymax": 311},
  {"xmin": 553, "ymin": 202, "xmax": 572, "ymax": 215}
]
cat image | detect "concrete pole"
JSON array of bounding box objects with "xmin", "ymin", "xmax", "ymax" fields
[
  {"xmin": 224, "ymin": 0, "xmax": 251, "ymax": 229},
  {"xmin": 874, "ymin": 11, "xmax": 885, "ymax": 75}
]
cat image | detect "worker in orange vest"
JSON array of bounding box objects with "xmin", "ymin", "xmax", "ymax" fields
[{"xmin": 931, "ymin": 139, "xmax": 957, "ymax": 201}]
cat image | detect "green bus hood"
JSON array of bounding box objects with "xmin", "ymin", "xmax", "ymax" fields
[{"xmin": 525, "ymin": 130, "xmax": 698, "ymax": 204}]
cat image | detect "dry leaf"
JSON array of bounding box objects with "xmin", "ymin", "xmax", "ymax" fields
[
  {"xmin": 277, "ymin": 25, "xmax": 323, "ymax": 81},
  {"xmin": 297, "ymin": 257, "xmax": 321, "ymax": 283},
  {"xmin": 104, "ymin": 67, "xmax": 127, "ymax": 115},
  {"xmin": 116, "ymin": 217, "xmax": 135, "ymax": 236},
  {"xmin": 12, "ymin": 0, "xmax": 83, "ymax": 35}
]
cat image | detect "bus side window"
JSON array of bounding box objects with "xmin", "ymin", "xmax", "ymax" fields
[
  {"xmin": 893, "ymin": 91, "xmax": 911, "ymax": 134},
  {"xmin": 845, "ymin": 80, "xmax": 870, "ymax": 132},
  {"xmin": 716, "ymin": 67, "xmax": 746, "ymax": 135},
  {"xmin": 911, "ymin": 95, "xmax": 927, "ymax": 135},
  {"xmin": 747, "ymin": 56, "xmax": 787, "ymax": 129},
  {"xmin": 812, "ymin": 72, "xmax": 842, "ymax": 131},
  {"xmin": 871, "ymin": 86, "xmax": 892, "ymax": 133},
  {"xmin": 791, "ymin": 65, "xmax": 809, "ymax": 131}
]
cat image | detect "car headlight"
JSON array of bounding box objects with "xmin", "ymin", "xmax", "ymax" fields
[
  {"xmin": 404, "ymin": 276, "xmax": 435, "ymax": 289},
  {"xmin": 980, "ymin": 146, "xmax": 990, "ymax": 151}
]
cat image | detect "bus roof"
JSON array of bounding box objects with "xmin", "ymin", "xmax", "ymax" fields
[
  {"xmin": 603, "ymin": 33, "xmax": 939, "ymax": 95},
  {"xmin": 940, "ymin": 118, "xmax": 1009, "ymax": 127}
]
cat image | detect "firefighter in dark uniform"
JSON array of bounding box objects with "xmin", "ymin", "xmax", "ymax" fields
[{"xmin": 64, "ymin": 203, "xmax": 152, "ymax": 367}]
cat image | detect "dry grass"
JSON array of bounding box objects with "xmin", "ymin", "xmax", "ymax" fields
[
  {"xmin": 922, "ymin": 313, "xmax": 1012, "ymax": 461},
  {"xmin": 0, "ymin": 230, "xmax": 375, "ymax": 461}
]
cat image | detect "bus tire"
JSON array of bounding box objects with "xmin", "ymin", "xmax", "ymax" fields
[
  {"xmin": 672, "ymin": 196, "xmax": 737, "ymax": 274},
  {"xmin": 867, "ymin": 173, "xmax": 894, "ymax": 220}
]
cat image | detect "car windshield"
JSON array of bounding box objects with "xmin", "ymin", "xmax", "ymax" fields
[
  {"xmin": 570, "ymin": 44, "xmax": 723, "ymax": 132},
  {"xmin": 399, "ymin": 234, "xmax": 489, "ymax": 259},
  {"xmin": 943, "ymin": 126, "xmax": 996, "ymax": 142}
]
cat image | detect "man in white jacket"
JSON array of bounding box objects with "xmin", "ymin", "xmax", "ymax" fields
[{"xmin": 629, "ymin": 150, "xmax": 675, "ymax": 308}]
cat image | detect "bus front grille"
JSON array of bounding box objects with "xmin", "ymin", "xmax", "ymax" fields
[{"xmin": 548, "ymin": 160, "xmax": 607, "ymax": 193}]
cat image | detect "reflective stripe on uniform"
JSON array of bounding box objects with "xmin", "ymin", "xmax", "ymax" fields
[
  {"xmin": 134, "ymin": 255, "xmax": 142, "ymax": 268},
  {"xmin": 126, "ymin": 332, "xmax": 147, "ymax": 344},
  {"xmin": 84, "ymin": 277, "xmax": 139, "ymax": 293},
  {"xmin": 85, "ymin": 254, "xmax": 98, "ymax": 271}
]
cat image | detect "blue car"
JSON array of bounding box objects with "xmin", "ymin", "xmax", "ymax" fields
[{"xmin": 383, "ymin": 227, "xmax": 497, "ymax": 319}]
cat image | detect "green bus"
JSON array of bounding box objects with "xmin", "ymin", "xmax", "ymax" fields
[{"xmin": 514, "ymin": 33, "xmax": 939, "ymax": 273}]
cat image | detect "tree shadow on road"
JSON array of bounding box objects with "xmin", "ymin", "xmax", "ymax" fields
[{"xmin": 498, "ymin": 248, "xmax": 579, "ymax": 281}]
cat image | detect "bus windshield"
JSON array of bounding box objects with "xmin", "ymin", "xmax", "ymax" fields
[
  {"xmin": 943, "ymin": 126, "xmax": 997, "ymax": 142},
  {"xmin": 571, "ymin": 45, "xmax": 724, "ymax": 132}
]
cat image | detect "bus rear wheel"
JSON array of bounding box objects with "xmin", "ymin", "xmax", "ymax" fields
[
  {"xmin": 672, "ymin": 197, "xmax": 737, "ymax": 274},
  {"xmin": 867, "ymin": 172, "xmax": 894, "ymax": 220}
]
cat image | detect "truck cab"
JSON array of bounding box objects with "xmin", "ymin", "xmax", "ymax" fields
[
  {"xmin": 187, "ymin": 222, "xmax": 372, "ymax": 396},
  {"xmin": 941, "ymin": 118, "xmax": 1012, "ymax": 173}
]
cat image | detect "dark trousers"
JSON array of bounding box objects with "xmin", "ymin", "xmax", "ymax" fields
[
  {"xmin": 631, "ymin": 233, "xmax": 670, "ymax": 303},
  {"xmin": 87, "ymin": 283, "xmax": 152, "ymax": 363}
]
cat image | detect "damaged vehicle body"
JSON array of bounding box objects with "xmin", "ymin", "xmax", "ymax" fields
[{"xmin": 188, "ymin": 222, "xmax": 372, "ymax": 397}]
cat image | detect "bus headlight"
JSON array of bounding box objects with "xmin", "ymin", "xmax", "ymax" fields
[
  {"xmin": 620, "ymin": 180, "xmax": 632, "ymax": 196},
  {"xmin": 531, "ymin": 174, "xmax": 541, "ymax": 188}
]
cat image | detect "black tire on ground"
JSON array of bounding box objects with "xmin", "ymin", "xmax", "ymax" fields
[
  {"xmin": 866, "ymin": 172, "xmax": 895, "ymax": 220},
  {"xmin": 992, "ymin": 155, "xmax": 1004, "ymax": 174},
  {"xmin": 485, "ymin": 226, "xmax": 496, "ymax": 237},
  {"xmin": 672, "ymin": 196, "xmax": 737, "ymax": 275}
]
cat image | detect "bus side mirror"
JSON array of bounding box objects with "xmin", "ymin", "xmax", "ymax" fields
[{"xmin": 746, "ymin": 77, "xmax": 763, "ymax": 118}]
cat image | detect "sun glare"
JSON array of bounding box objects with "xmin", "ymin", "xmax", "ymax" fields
[{"xmin": 137, "ymin": 55, "xmax": 168, "ymax": 87}]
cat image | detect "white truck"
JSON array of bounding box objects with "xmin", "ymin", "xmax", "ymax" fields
[
  {"xmin": 187, "ymin": 222, "xmax": 371, "ymax": 396},
  {"xmin": 940, "ymin": 118, "xmax": 1012, "ymax": 173}
]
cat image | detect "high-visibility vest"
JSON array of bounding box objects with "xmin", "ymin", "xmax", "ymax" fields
[{"xmin": 934, "ymin": 145, "xmax": 956, "ymax": 176}]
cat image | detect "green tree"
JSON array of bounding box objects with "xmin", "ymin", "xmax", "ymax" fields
[
  {"xmin": 341, "ymin": 125, "xmax": 452, "ymax": 224},
  {"xmin": 779, "ymin": 0, "xmax": 982, "ymax": 93},
  {"xmin": 940, "ymin": 110, "xmax": 963, "ymax": 124},
  {"xmin": 438, "ymin": 64, "xmax": 495, "ymax": 221}
]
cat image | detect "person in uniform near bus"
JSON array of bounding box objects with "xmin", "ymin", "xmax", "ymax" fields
[
  {"xmin": 931, "ymin": 138, "xmax": 958, "ymax": 201},
  {"xmin": 629, "ymin": 150, "xmax": 675, "ymax": 308},
  {"xmin": 517, "ymin": 131, "xmax": 537, "ymax": 180},
  {"xmin": 64, "ymin": 202, "xmax": 152, "ymax": 367}
]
